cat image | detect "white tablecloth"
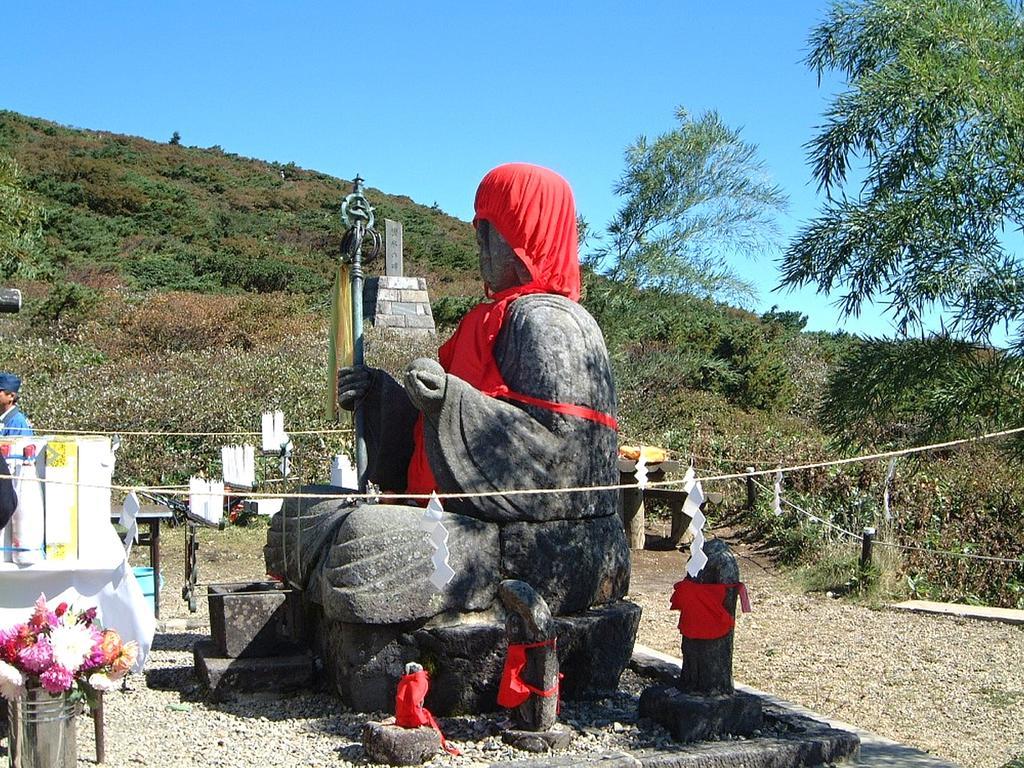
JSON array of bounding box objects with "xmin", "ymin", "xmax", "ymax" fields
[{"xmin": 0, "ymin": 527, "xmax": 155, "ymax": 670}]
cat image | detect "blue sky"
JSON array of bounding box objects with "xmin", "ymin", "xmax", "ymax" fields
[{"xmin": 3, "ymin": 1, "xmax": 904, "ymax": 335}]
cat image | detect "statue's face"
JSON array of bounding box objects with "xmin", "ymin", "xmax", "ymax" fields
[{"xmin": 477, "ymin": 219, "xmax": 531, "ymax": 293}]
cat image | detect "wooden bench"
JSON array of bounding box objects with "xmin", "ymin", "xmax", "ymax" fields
[{"xmin": 618, "ymin": 458, "xmax": 692, "ymax": 549}]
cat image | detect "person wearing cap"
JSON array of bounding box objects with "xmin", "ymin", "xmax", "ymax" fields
[
  {"xmin": 0, "ymin": 373, "xmax": 33, "ymax": 437},
  {"xmin": 0, "ymin": 451, "xmax": 15, "ymax": 529}
]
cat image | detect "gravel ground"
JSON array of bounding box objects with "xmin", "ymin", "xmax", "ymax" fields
[{"xmin": 3, "ymin": 519, "xmax": 1022, "ymax": 767}]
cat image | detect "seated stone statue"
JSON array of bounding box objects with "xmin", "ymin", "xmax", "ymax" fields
[{"xmin": 265, "ymin": 163, "xmax": 637, "ymax": 712}]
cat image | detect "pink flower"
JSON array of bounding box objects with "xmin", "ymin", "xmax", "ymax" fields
[
  {"xmin": 85, "ymin": 627, "xmax": 106, "ymax": 669},
  {"xmin": 28, "ymin": 595, "xmax": 57, "ymax": 631},
  {"xmin": 18, "ymin": 638, "xmax": 53, "ymax": 674},
  {"xmin": 39, "ymin": 664, "xmax": 73, "ymax": 694}
]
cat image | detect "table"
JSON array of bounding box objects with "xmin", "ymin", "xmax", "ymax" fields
[{"xmin": 112, "ymin": 505, "xmax": 173, "ymax": 618}]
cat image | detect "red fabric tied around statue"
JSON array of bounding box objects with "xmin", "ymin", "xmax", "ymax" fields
[
  {"xmin": 394, "ymin": 670, "xmax": 460, "ymax": 755},
  {"xmin": 670, "ymin": 578, "xmax": 751, "ymax": 640},
  {"xmin": 497, "ymin": 637, "xmax": 561, "ymax": 709},
  {"xmin": 405, "ymin": 163, "xmax": 616, "ymax": 496}
]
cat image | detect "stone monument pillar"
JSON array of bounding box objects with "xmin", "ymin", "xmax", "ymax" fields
[{"xmin": 363, "ymin": 218, "xmax": 436, "ymax": 335}]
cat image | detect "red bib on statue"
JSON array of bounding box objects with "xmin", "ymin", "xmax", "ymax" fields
[{"xmin": 670, "ymin": 578, "xmax": 749, "ymax": 640}]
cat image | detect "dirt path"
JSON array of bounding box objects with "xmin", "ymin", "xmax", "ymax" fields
[{"xmin": 628, "ymin": 524, "xmax": 1024, "ymax": 768}]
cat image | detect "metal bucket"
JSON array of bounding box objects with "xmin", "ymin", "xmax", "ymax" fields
[{"xmin": 6, "ymin": 688, "xmax": 78, "ymax": 768}]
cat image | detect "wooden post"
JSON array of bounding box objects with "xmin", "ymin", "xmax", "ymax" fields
[
  {"xmin": 0, "ymin": 287, "xmax": 21, "ymax": 313},
  {"xmin": 93, "ymin": 692, "xmax": 106, "ymax": 763},
  {"xmin": 745, "ymin": 467, "xmax": 757, "ymax": 510},
  {"xmin": 384, "ymin": 219, "xmax": 404, "ymax": 277},
  {"xmin": 860, "ymin": 526, "xmax": 876, "ymax": 578}
]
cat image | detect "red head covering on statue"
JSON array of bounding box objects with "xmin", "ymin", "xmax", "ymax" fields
[{"xmin": 405, "ymin": 164, "xmax": 611, "ymax": 496}]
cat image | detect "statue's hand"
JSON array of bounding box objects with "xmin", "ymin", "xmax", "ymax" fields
[
  {"xmin": 405, "ymin": 358, "xmax": 447, "ymax": 417},
  {"xmin": 337, "ymin": 365, "xmax": 377, "ymax": 411}
]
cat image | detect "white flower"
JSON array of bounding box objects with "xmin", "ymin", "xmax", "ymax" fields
[
  {"xmin": 49, "ymin": 621, "xmax": 95, "ymax": 673},
  {"xmin": 0, "ymin": 660, "xmax": 26, "ymax": 701},
  {"xmin": 87, "ymin": 672, "xmax": 120, "ymax": 693}
]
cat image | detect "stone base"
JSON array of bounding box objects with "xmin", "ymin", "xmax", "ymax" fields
[
  {"xmin": 502, "ymin": 724, "xmax": 573, "ymax": 753},
  {"xmin": 639, "ymin": 684, "xmax": 763, "ymax": 743},
  {"xmin": 193, "ymin": 639, "xmax": 314, "ymax": 701},
  {"xmin": 362, "ymin": 720, "xmax": 440, "ymax": 765},
  {"xmin": 318, "ymin": 600, "xmax": 642, "ymax": 714}
]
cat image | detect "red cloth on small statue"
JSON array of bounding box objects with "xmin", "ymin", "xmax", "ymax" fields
[
  {"xmin": 394, "ymin": 670, "xmax": 460, "ymax": 755},
  {"xmin": 497, "ymin": 638, "xmax": 560, "ymax": 709},
  {"xmin": 669, "ymin": 578, "xmax": 750, "ymax": 640},
  {"xmin": 405, "ymin": 164, "xmax": 616, "ymax": 496}
]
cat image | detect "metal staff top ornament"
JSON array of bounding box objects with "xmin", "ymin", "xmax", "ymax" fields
[{"xmin": 328, "ymin": 175, "xmax": 380, "ymax": 492}]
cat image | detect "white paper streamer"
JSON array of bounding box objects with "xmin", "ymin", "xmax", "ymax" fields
[
  {"xmin": 682, "ymin": 467, "xmax": 708, "ymax": 578},
  {"xmin": 221, "ymin": 444, "xmax": 256, "ymax": 487},
  {"xmin": 330, "ymin": 454, "xmax": 358, "ymax": 489},
  {"xmin": 772, "ymin": 469, "xmax": 783, "ymax": 517},
  {"xmin": 261, "ymin": 410, "xmax": 289, "ymax": 452},
  {"xmin": 634, "ymin": 454, "xmax": 649, "ymax": 490},
  {"xmin": 120, "ymin": 490, "xmax": 141, "ymax": 555},
  {"xmin": 189, "ymin": 477, "xmax": 224, "ymax": 526},
  {"xmin": 420, "ymin": 492, "xmax": 455, "ymax": 589}
]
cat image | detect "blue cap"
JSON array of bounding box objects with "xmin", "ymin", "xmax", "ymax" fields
[{"xmin": 0, "ymin": 373, "xmax": 21, "ymax": 393}]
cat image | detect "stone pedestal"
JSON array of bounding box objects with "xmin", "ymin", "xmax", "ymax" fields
[
  {"xmin": 195, "ymin": 581, "xmax": 313, "ymax": 700},
  {"xmin": 315, "ymin": 600, "xmax": 641, "ymax": 714},
  {"xmin": 638, "ymin": 685, "xmax": 763, "ymax": 742},
  {"xmin": 193, "ymin": 640, "xmax": 315, "ymax": 701},
  {"xmin": 208, "ymin": 581, "xmax": 304, "ymax": 658},
  {"xmin": 362, "ymin": 721, "xmax": 440, "ymax": 765},
  {"xmin": 364, "ymin": 276, "xmax": 435, "ymax": 334},
  {"xmin": 501, "ymin": 724, "xmax": 573, "ymax": 753}
]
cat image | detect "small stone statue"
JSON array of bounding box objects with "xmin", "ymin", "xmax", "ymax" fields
[
  {"xmin": 638, "ymin": 538, "xmax": 762, "ymax": 742},
  {"xmin": 497, "ymin": 580, "xmax": 570, "ymax": 751}
]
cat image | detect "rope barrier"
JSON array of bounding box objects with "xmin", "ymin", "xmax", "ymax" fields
[
  {"xmin": 750, "ymin": 480, "xmax": 1024, "ymax": 566},
  {"xmin": 3, "ymin": 424, "xmax": 1024, "ymax": 501},
  {"xmin": 750, "ymin": 478, "xmax": 862, "ymax": 539},
  {"xmin": 871, "ymin": 538, "xmax": 1024, "ymax": 565},
  {"xmin": 28, "ymin": 427, "xmax": 355, "ymax": 437}
]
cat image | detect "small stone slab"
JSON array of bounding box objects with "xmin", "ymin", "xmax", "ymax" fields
[
  {"xmin": 193, "ymin": 639, "xmax": 314, "ymax": 701},
  {"xmin": 362, "ymin": 720, "xmax": 440, "ymax": 765},
  {"xmin": 891, "ymin": 599, "xmax": 1024, "ymax": 626},
  {"xmin": 638, "ymin": 684, "xmax": 763, "ymax": 743},
  {"xmin": 502, "ymin": 724, "xmax": 573, "ymax": 752}
]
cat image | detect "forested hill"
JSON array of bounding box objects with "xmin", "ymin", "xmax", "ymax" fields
[{"xmin": 0, "ymin": 110, "xmax": 478, "ymax": 294}]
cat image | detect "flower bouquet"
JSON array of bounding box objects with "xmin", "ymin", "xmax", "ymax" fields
[{"xmin": 0, "ymin": 593, "xmax": 138, "ymax": 709}]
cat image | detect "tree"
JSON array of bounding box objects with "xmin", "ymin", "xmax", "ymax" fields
[
  {"xmin": 780, "ymin": 0, "xmax": 1024, "ymax": 446},
  {"xmin": 784, "ymin": 0, "xmax": 1024, "ymax": 340},
  {"xmin": 600, "ymin": 107, "xmax": 787, "ymax": 304},
  {"xmin": 0, "ymin": 152, "xmax": 43, "ymax": 277},
  {"xmin": 169, "ymin": 131, "xmax": 181, "ymax": 145}
]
